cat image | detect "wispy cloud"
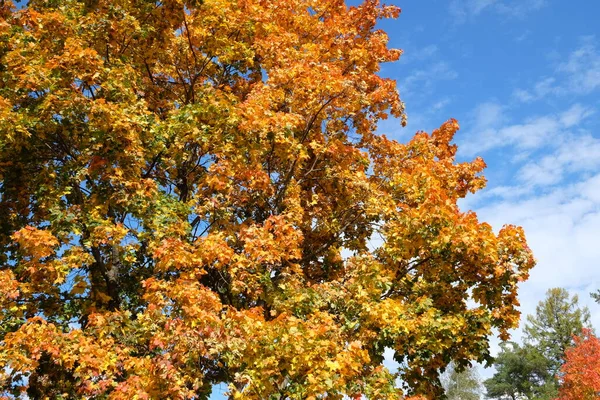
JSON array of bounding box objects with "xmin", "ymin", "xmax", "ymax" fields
[
  {"xmin": 449, "ymin": 0, "xmax": 546, "ymax": 23},
  {"xmin": 398, "ymin": 44, "xmax": 439, "ymax": 65},
  {"xmin": 514, "ymin": 37, "xmax": 600, "ymax": 101},
  {"xmin": 558, "ymin": 103, "xmax": 595, "ymax": 127},
  {"xmin": 399, "ymin": 61, "xmax": 458, "ymax": 98},
  {"xmin": 395, "ymin": 61, "xmax": 458, "ymax": 133},
  {"xmin": 458, "ymin": 103, "xmax": 595, "ymax": 157},
  {"xmin": 495, "ymin": 0, "xmax": 546, "ymax": 17},
  {"xmin": 458, "ymin": 100, "xmax": 600, "ymax": 324},
  {"xmin": 449, "ymin": 0, "xmax": 498, "ymax": 21},
  {"xmin": 519, "ymin": 132, "xmax": 600, "ymax": 185},
  {"xmin": 558, "ymin": 36, "xmax": 600, "ymax": 94},
  {"xmin": 512, "ymin": 77, "xmax": 558, "ymax": 102},
  {"xmin": 514, "ymin": 30, "xmax": 531, "ymax": 42}
]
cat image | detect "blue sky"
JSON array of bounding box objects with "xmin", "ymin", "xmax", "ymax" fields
[{"xmin": 213, "ymin": 0, "xmax": 600, "ymax": 397}]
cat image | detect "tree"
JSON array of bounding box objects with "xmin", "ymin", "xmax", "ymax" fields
[
  {"xmin": 484, "ymin": 342, "xmax": 554, "ymax": 400},
  {"xmin": 485, "ymin": 288, "xmax": 591, "ymax": 400},
  {"xmin": 557, "ymin": 328, "xmax": 600, "ymax": 400},
  {"xmin": 442, "ymin": 363, "xmax": 481, "ymax": 400},
  {"xmin": 524, "ymin": 288, "xmax": 591, "ymax": 379},
  {"xmin": 0, "ymin": 0, "xmax": 535, "ymax": 398}
]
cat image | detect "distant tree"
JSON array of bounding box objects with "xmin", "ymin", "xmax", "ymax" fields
[
  {"xmin": 524, "ymin": 288, "xmax": 591, "ymax": 378},
  {"xmin": 442, "ymin": 362, "xmax": 481, "ymax": 400},
  {"xmin": 484, "ymin": 342, "xmax": 553, "ymax": 400},
  {"xmin": 557, "ymin": 328, "xmax": 600, "ymax": 400},
  {"xmin": 485, "ymin": 288, "xmax": 591, "ymax": 399}
]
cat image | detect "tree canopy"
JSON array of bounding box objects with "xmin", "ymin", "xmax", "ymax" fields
[{"xmin": 0, "ymin": 0, "xmax": 535, "ymax": 398}]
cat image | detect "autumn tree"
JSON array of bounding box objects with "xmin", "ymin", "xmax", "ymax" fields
[
  {"xmin": 557, "ymin": 328, "xmax": 600, "ymax": 400},
  {"xmin": 0, "ymin": 0, "xmax": 535, "ymax": 398}
]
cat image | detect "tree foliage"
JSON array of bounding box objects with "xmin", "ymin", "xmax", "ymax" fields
[
  {"xmin": 484, "ymin": 342, "xmax": 553, "ymax": 400},
  {"xmin": 524, "ymin": 288, "xmax": 591, "ymax": 378},
  {"xmin": 485, "ymin": 288, "xmax": 591, "ymax": 400},
  {"xmin": 0, "ymin": 0, "xmax": 535, "ymax": 398},
  {"xmin": 557, "ymin": 328, "xmax": 600, "ymax": 400}
]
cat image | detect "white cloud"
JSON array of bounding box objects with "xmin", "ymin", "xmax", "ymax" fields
[
  {"xmin": 460, "ymin": 112, "xmax": 555, "ymax": 156},
  {"xmin": 512, "ymin": 77, "xmax": 558, "ymax": 103},
  {"xmin": 458, "ymin": 103, "xmax": 595, "ymax": 157},
  {"xmin": 518, "ymin": 132, "xmax": 600, "ymax": 187},
  {"xmin": 495, "ymin": 0, "xmax": 546, "ymax": 17},
  {"xmin": 467, "ymin": 174, "xmax": 600, "ymax": 386},
  {"xmin": 558, "ymin": 36, "xmax": 600, "ymax": 94},
  {"xmin": 514, "ymin": 37, "xmax": 600, "ymax": 101},
  {"xmin": 472, "ymin": 102, "xmax": 505, "ymax": 128},
  {"xmin": 484, "ymin": 184, "xmax": 534, "ymax": 199},
  {"xmin": 458, "ymin": 102, "xmax": 597, "ymax": 188},
  {"xmin": 449, "ymin": 0, "xmax": 498, "ymax": 22},
  {"xmin": 399, "ymin": 44, "xmax": 439, "ymax": 65},
  {"xmin": 559, "ymin": 103, "xmax": 596, "ymax": 127},
  {"xmin": 395, "ymin": 62, "xmax": 458, "ymax": 134},
  {"xmin": 449, "ymin": 0, "xmax": 546, "ymax": 23},
  {"xmin": 515, "ymin": 30, "xmax": 531, "ymax": 42},
  {"xmin": 399, "ymin": 62, "xmax": 458, "ymax": 98},
  {"xmin": 466, "ymin": 174, "xmax": 600, "ymax": 380},
  {"xmin": 471, "ymin": 173, "xmax": 600, "ymax": 323},
  {"xmin": 456, "ymin": 98, "xmax": 600, "ymax": 346}
]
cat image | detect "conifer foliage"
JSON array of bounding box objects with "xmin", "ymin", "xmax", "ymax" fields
[{"xmin": 0, "ymin": 0, "xmax": 534, "ymax": 398}]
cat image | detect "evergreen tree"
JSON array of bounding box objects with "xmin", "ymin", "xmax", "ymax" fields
[
  {"xmin": 484, "ymin": 342, "xmax": 553, "ymax": 400},
  {"xmin": 485, "ymin": 288, "xmax": 591, "ymax": 400},
  {"xmin": 524, "ymin": 288, "xmax": 591, "ymax": 378}
]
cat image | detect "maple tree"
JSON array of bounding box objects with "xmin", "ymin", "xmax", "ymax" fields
[
  {"xmin": 0, "ymin": 0, "xmax": 535, "ymax": 398},
  {"xmin": 557, "ymin": 329, "xmax": 600, "ymax": 400}
]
